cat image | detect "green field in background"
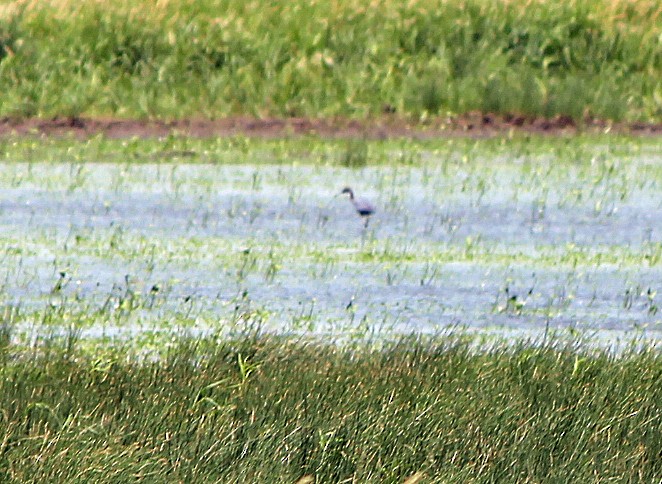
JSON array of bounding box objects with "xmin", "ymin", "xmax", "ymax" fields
[{"xmin": 1, "ymin": 0, "xmax": 660, "ymax": 122}]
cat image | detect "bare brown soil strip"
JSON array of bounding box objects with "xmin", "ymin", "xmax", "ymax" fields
[{"xmin": 1, "ymin": 113, "xmax": 660, "ymax": 139}]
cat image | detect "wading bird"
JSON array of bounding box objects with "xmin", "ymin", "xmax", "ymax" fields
[{"xmin": 340, "ymin": 187, "xmax": 376, "ymax": 227}]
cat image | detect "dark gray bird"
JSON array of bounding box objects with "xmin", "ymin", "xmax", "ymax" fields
[{"xmin": 340, "ymin": 187, "xmax": 376, "ymax": 227}]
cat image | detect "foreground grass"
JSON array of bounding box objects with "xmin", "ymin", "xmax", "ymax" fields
[
  {"xmin": 0, "ymin": 0, "xmax": 661, "ymax": 121},
  {"xmin": 0, "ymin": 333, "xmax": 660, "ymax": 482}
]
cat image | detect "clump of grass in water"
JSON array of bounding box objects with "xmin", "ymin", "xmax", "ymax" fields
[
  {"xmin": 0, "ymin": 331, "xmax": 659, "ymax": 482},
  {"xmin": 341, "ymin": 138, "xmax": 369, "ymax": 167}
]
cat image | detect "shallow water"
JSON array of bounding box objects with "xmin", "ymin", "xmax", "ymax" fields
[{"xmin": 1, "ymin": 155, "xmax": 661, "ymax": 347}]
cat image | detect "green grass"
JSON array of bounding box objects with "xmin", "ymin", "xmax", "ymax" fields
[
  {"xmin": 0, "ymin": 0, "xmax": 661, "ymax": 122},
  {"xmin": 0, "ymin": 332, "xmax": 660, "ymax": 482},
  {"xmin": 0, "ymin": 130, "xmax": 659, "ymax": 166}
]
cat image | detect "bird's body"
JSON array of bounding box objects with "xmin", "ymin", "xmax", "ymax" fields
[{"xmin": 340, "ymin": 187, "xmax": 375, "ymax": 227}]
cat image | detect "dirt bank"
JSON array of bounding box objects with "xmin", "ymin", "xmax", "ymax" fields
[{"xmin": 1, "ymin": 113, "xmax": 660, "ymax": 139}]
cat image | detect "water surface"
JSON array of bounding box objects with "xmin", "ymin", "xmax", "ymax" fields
[{"xmin": 1, "ymin": 155, "xmax": 660, "ymax": 347}]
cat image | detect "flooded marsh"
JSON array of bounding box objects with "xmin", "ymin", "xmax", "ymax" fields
[{"xmin": 1, "ymin": 136, "xmax": 660, "ymax": 349}]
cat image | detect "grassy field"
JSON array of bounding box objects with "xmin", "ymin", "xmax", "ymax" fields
[
  {"xmin": 0, "ymin": 332, "xmax": 660, "ymax": 482},
  {"xmin": 0, "ymin": 0, "xmax": 661, "ymax": 122}
]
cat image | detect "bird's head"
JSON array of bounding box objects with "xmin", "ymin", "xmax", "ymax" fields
[{"xmin": 340, "ymin": 187, "xmax": 354, "ymax": 198}]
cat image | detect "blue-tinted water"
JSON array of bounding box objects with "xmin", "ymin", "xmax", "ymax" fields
[{"xmin": 1, "ymin": 158, "xmax": 660, "ymax": 348}]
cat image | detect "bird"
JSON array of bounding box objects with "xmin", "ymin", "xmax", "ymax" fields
[{"xmin": 339, "ymin": 186, "xmax": 376, "ymax": 227}]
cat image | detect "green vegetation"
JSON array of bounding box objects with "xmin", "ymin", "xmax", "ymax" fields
[
  {"xmin": 1, "ymin": 0, "xmax": 661, "ymax": 121},
  {"xmin": 0, "ymin": 333, "xmax": 660, "ymax": 482},
  {"xmin": 0, "ymin": 130, "xmax": 659, "ymax": 165}
]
